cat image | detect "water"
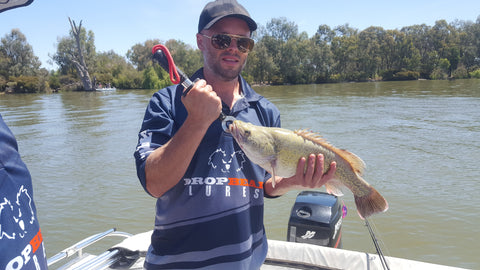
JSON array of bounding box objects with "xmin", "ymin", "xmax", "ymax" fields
[{"xmin": 1, "ymin": 80, "xmax": 479, "ymax": 269}]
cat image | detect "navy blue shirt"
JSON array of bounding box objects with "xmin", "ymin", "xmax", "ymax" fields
[
  {"xmin": 0, "ymin": 114, "xmax": 48, "ymax": 270},
  {"xmin": 134, "ymin": 69, "xmax": 280, "ymax": 269}
]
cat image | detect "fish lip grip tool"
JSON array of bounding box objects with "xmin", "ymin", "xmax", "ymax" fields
[
  {"xmin": 220, "ymin": 115, "xmax": 235, "ymax": 132},
  {"xmin": 152, "ymin": 44, "xmax": 235, "ymax": 131},
  {"xmin": 151, "ymin": 44, "xmax": 196, "ymax": 97}
]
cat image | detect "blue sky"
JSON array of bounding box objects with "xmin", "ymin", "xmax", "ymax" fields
[{"xmin": 0, "ymin": 0, "xmax": 478, "ymax": 70}]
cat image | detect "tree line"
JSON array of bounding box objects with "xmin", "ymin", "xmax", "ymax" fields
[{"xmin": 2, "ymin": 16, "xmax": 480, "ymax": 93}]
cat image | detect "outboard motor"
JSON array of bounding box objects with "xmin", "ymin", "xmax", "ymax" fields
[{"xmin": 287, "ymin": 191, "xmax": 345, "ymax": 248}]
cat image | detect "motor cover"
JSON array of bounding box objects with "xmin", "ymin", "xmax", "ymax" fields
[{"xmin": 287, "ymin": 191, "xmax": 344, "ymax": 248}]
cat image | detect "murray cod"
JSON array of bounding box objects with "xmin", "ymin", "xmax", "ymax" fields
[{"xmin": 228, "ymin": 120, "xmax": 388, "ymax": 219}]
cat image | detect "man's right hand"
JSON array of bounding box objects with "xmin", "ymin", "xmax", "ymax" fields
[{"xmin": 181, "ymin": 79, "xmax": 222, "ymax": 127}]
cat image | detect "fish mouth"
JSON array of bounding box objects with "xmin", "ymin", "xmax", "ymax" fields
[{"xmin": 228, "ymin": 122, "xmax": 244, "ymax": 143}]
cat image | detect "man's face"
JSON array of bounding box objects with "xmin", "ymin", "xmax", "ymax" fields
[{"xmin": 197, "ymin": 17, "xmax": 251, "ymax": 81}]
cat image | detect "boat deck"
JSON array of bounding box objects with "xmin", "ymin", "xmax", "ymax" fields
[{"xmin": 48, "ymin": 229, "xmax": 466, "ymax": 270}]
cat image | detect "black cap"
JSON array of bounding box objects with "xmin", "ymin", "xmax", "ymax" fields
[{"xmin": 198, "ymin": 0, "xmax": 257, "ymax": 33}]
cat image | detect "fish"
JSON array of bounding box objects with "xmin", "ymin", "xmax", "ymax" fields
[{"xmin": 228, "ymin": 119, "xmax": 388, "ymax": 219}]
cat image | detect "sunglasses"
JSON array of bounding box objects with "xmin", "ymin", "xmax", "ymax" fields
[{"xmin": 200, "ymin": 33, "xmax": 255, "ymax": 53}]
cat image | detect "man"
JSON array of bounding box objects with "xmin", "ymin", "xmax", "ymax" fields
[
  {"xmin": 0, "ymin": 115, "xmax": 48, "ymax": 270},
  {"xmin": 134, "ymin": 0, "xmax": 336, "ymax": 269}
]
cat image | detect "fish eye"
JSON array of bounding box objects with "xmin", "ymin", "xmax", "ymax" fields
[{"xmin": 244, "ymin": 130, "xmax": 251, "ymax": 136}]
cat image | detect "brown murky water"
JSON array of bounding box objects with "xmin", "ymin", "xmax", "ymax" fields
[{"xmin": 1, "ymin": 79, "xmax": 478, "ymax": 269}]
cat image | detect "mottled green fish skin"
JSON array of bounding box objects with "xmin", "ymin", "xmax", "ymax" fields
[{"xmin": 229, "ymin": 120, "xmax": 388, "ymax": 219}]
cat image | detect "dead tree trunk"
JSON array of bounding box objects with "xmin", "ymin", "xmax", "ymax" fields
[{"xmin": 68, "ymin": 17, "xmax": 93, "ymax": 91}]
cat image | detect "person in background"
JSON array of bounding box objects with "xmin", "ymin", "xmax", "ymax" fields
[
  {"xmin": 134, "ymin": 0, "xmax": 337, "ymax": 269},
  {"xmin": 0, "ymin": 114, "xmax": 48, "ymax": 270}
]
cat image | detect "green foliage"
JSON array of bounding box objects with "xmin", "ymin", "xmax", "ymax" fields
[
  {"xmin": 6, "ymin": 75, "xmax": 43, "ymax": 93},
  {"xmin": 381, "ymin": 70, "xmax": 420, "ymax": 81},
  {"xmin": 469, "ymin": 69, "xmax": 480, "ymax": 78},
  {"xmin": 127, "ymin": 39, "xmax": 161, "ymax": 71},
  {"xmin": 48, "ymin": 71, "xmax": 61, "ymax": 90},
  {"xmin": 431, "ymin": 68, "xmax": 448, "ymax": 80},
  {"xmin": 4, "ymin": 15, "xmax": 480, "ymax": 93},
  {"xmin": 245, "ymin": 17, "xmax": 480, "ymax": 84},
  {"xmin": 0, "ymin": 76, "xmax": 7, "ymax": 92},
  {"xmin": 0, "ymin": 29, "xmax": 41, "ymax": 77},
  {"xmin": 452, "ymin": 65, "xmax": 469, "ymax": 79},
  {"xmin": 164, "ymin": 39, "xmax": 203, "ymax": 76},
  {"xmin": 142, "ymin": 66, "xmax": 170, "ymax": 89}
]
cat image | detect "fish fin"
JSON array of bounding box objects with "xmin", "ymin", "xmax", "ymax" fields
[
  {"xmin": 324, "ymin": 179, "xmax": 345, "ymax": 196},
  {"xmin": 354, "ymin": 186, "xmax": 389, "ymax": 219},
  {"xmin": 336, "ymin": 149, "xmax": 366, "ymax": 176},
  {"xmin": 270, "ymin": 160, "xmax": 277, "ymax": 188},
  {"xmin": 294, "ymin": 129, "xmax": 366, "ymax": 176}
]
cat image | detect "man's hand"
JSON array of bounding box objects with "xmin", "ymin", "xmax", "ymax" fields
[
  {"xmin": 264, "ymin": 154, "xmax": 337, "ymax": 197},
  {"xmin": 181, "ymin": 79, "xmax": 222, "ymax": 127},
  {"xmin": 290, "ymin": 154, "xmax": 337, "ymax": 189}
]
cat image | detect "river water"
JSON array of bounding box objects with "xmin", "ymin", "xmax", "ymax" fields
[{"xmin": 1, "ymin": 79, "xmax": 479, "ymax": 269}]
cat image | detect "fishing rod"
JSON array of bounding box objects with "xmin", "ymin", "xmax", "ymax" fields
[
  {"xmin": 365, "ymin": 218, "xmax": 390, "ymax": 270},
  {"xmin": 151, "ymin": 44, "xmax": 235, "ymax": 131}
]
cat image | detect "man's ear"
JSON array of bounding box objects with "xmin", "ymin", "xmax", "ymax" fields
[{"xmin": 196, "ymin": 33, "xmax": 205, "ymax": 51}]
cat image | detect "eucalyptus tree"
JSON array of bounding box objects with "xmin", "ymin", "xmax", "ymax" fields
[
  {"xmin": 330, "ymin": 24, "xmax": 360, "ymax": 81},
  {"xmin": 52, "ymin": 18, "xmax": 96, "ymax": 90},
  {"xmin": 242, "ymin": 41, "xmax": 276, "ymax": 84},
  {"xmin": 0, "ymin": 28, "xmax": 41, "ymax": 77},
  {"xmin": 164, "ymin": 39, "xmax": 202, "ymax": 77},
  {"xmin": 311, "ymin": 25, "xmax": 334, "ymax": 82},
  {"xmin": 126, "ymin": 39, "xmax": 161, "ymax": 71}
]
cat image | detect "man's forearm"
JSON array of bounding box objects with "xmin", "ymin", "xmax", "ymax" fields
[{"xmin": 145, "ymin": 118, "xmax": 210, "ymax": 198}]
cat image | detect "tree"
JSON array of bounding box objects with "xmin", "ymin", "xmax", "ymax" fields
[
  {"xmin": 358, "ymin": 26, "xmax": 384, "ymax": 79},
  {"xmin": 127, "ymin": 39, "xmax": 161, "ymax": 71},
  {"xmin": 52, "ymin": 18, "xmax": 96, "ymax": 90},
  {"xmin": 331, "ymin": 24, "xmax": 360, "ymax": 81},
  {"xmin": 68, "ymin": 18, "xmax": 94, "ymax": 90},
  {"xmin": 314, "ymin": 24, "xmax": 335, "ymax": 44},
  {"xmin": 164, "ymin": 39, "xmax": 202, "ymax": 76},
  {"xmin": 0, "ymin": 29, "xmax": 41, "ymax": 77},
  {"xmin": 245, "ymin": 41, "xmax": 276, "ymax": 84},
  {"xmin": 95, "ymin": 50, "xmax": 143, "ymax": 89},
  {"xmin": 264, "ymin": 17, "xmax": 299, "ymax": 42}
]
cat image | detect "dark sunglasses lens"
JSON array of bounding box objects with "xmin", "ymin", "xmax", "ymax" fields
[
  {"xmin": 237, "ymin": 38, "xmax": 254, "ymax": 52},
  {"xmin": 211, "ymin": 34, "xmax": 254, "ymax": 52},
  {"xmin": 212, "ymin": 35, "xmax": 231, "ymax": 50}
]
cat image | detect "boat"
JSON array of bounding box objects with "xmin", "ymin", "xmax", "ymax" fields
[
  {"xmin": 46, "ymin": 228, "xmax": 467, "ymax": 270},
  {"xmin": 46, "ymin": 192, "xmax": 467, "ymax": 270}
]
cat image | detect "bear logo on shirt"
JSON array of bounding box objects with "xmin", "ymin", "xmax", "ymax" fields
[
  {"xmin": 208, "ymin": 148, "xmax": 246, "ymax": 173},
  {"xmin": 0, "ymin": 185, "xmax": 35, "ymax": 240}
]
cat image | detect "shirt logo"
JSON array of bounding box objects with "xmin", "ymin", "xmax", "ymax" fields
[
  {"xmin": 1, "ymin": 185, "xmax": 35, "ymax": 240},
  {"xmin": 208, "ymin": 148, "xmax": 246, "ymax": 173}
]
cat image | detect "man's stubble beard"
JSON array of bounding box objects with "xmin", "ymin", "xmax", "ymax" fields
[{"xmin": 206, "ymin": 51, "xmax": 247, "ymax": 82}]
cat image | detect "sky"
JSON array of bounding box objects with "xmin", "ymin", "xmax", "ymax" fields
[{"xmin": 0, "ymin": 0, "xmax": 479, "ymax": 70}]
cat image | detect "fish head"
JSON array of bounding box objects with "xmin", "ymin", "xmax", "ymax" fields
[{"xmin": 228, "ymin": 120, "xmax": 276, "ymax": 167}]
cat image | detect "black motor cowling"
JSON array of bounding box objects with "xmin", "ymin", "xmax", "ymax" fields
[{"xmin": 287, "ymin": 191, "xmax": 345, "ymax": 248}]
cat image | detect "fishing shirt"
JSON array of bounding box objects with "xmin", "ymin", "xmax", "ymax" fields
[
  {"xmin": 0, "ymin": 114, "xmax": 48, "ymax": 270},
  {"xmin": 134, "ymin": 68, "xmax": 281, "ymax": 270}
]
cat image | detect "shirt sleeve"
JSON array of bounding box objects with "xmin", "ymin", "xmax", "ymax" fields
[
  {"xmin": 0, "ymin": 115, "xmax": 48, "ymax": 269},
  {"xmin": 133, "ymin": 87, "xmax": 180, "ymax": 194}
]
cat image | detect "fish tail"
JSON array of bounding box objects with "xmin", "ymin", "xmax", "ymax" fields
[{"xmin": 354, "ymin": 186, "xmax": 388, "ymax": 219}]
